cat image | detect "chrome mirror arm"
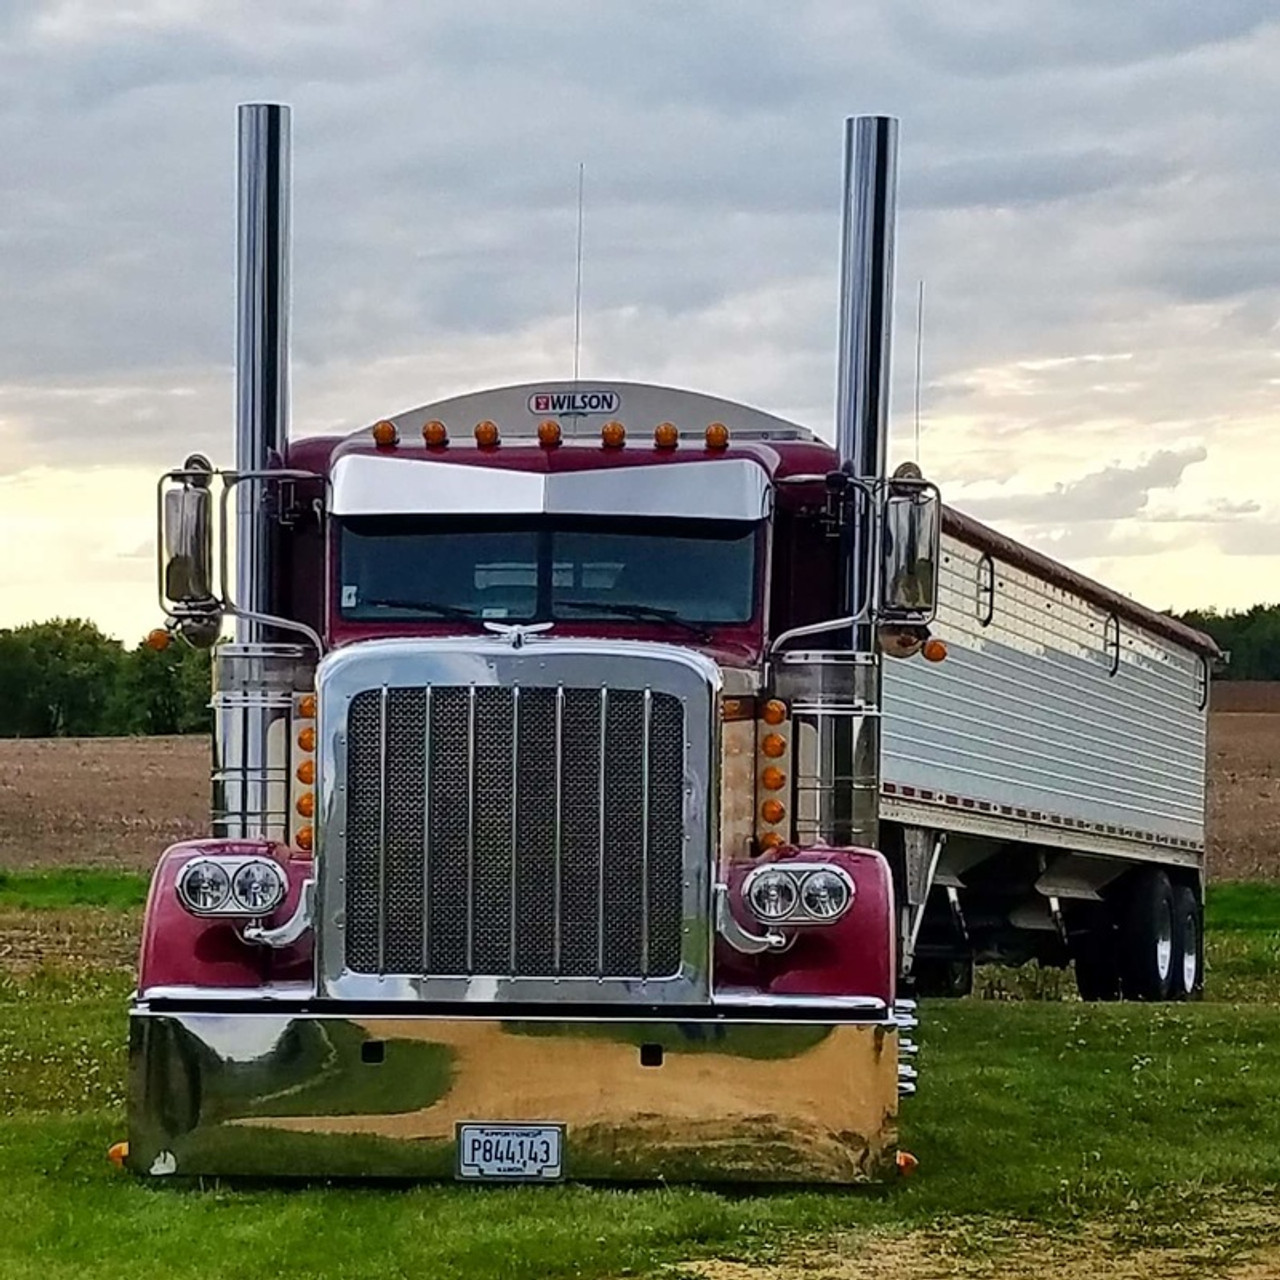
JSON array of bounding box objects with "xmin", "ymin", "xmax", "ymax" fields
[
  {"xmin": 715, "ymin": 883, "xmax": 787, "ymax": 955},
  {"xmin": 243, "ymin": 878, "xmax": 315, "ymax": 949}
]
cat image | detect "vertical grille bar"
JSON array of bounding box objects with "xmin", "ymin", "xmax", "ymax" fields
[
  {"xmin": 553, "ymin": 684, "xmax": 565, "ymax": 974},
  {"xmin": 465, "ymin": 684, "xmax": 477, "ymax": 973},
  {"xmin": 596, "ymin": 687, "xmax": 608, "ymax": 974},
  {"xmin": 508, "ymin": 685, "xmax": 520, "ymax": 975},
  {"xmin": 641, "ymin": 687, "xmax": 652, "ymax": 977},
  {"xmin": 377, "ymin": 685, "xmax": 389, "ymax": 974},
  {"xmin": 421, "ymin": 685, "xmax": 432, "ymax": 973}
]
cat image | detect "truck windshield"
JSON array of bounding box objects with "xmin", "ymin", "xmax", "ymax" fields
[{"xmin": 339, "ymin": 514, "xmax": 758, "ymax": 626}]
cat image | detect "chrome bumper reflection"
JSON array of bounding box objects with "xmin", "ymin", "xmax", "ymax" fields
[{"xmin": 128, "ymin": 1005, "xmax": 901, "ymax": 1184}]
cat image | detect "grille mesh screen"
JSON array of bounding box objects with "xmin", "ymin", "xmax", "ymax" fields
[{"xmin": 343, "ymin": 685, "xmax": 685, "ymax": 980}]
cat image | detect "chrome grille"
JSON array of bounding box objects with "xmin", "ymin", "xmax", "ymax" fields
[{"xmin": 343, "ymin": 684, "xmax": 685, "ymax": 980}]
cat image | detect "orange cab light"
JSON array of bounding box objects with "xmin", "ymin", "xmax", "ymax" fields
[
  {"xmin": 474, "ymin": 420, "xmax": 500, "ymax": 448},
  {"xmin": 654, "ymin": 422, "xmax": 679, "ymax": 450},
  {"xmin": 296, "ymin": 791, "xmax": 315, "ymax": 819},
  {"xmin": 761, "ymin": 765, "xmax": 786, "ymax": 791},
  {"xmin": 705, "ymin": 421, "xmax": 730, "ymax": 450},
  {"xmin": 721, "ymin": 696, "xmax": 756, "ymax": 722},
  {"xmin": 422, "ymin": 419, "xmax": 449, "ymax": 447},
  {"xmin": 144, "ymin": 627, "xmax": 171, "ymax": 652},
  {"xmin": 761, "ymin": 798, "xmax": 786, "ymax": 825},
  {"xmin": 761, "ymin": 699, "xmax": 787, "ymax": 726},
  {"xmin": 601, "ymin": 420, "xmax": 626, "ymax": 449},
  {"xmin": 296, "ymin": 758, "xmax": 315, "ymax": 785},
  {"xmin": 758, "ymin": 831, "xmax": 785, "ymax": 853},
  {"xmin": 922, "ymin": 638, "xmax": 948, "ymax": 663},
  {"xmin": 296, "ymin": 825, "xmax": 314, "ymax": 852},
  {"xmin": 371, "ymin": 419, "xmax": 399, "ymax": 449},
  {"xmin": 297, "ymin": 726, "xmax": 316, "ymax": 753},
  {"xmin": 761, "ymin": 733, "xmax": 786, "ymax": 759},
  {"xmin": 297, "ymin": 693, "xmax": 316, "ymax": 719},
  {"xmin": 538, "ymin": 419, "xmax": 562, "ymax": 448}
]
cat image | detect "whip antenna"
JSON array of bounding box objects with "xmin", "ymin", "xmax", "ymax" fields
[
  {"xmin": 572, "ymin": 162, "xmax": 585, "ymax": 382},
  {"xmin": 913, "ymin": 279, "xmax": 925, "ymax": 462}
]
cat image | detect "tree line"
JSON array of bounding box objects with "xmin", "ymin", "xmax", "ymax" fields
[
  {"xmin": 0, "ymin": 619, "xmax": 211, "ymax": 738},
  {"xmin": 0, "ymin": 605, "xmax": 1276, "ymax": 739}
]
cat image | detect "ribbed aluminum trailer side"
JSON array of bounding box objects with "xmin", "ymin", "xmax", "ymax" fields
[{"xmin": 881, "ymin": 507, "xmax": 1218, "ymax": 1001}]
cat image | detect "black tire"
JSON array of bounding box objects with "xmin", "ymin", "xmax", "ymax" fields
[
  {"xmin": 1171, "ymin": 882, "xmax": 1204, "ymax": 1001},
  {"xmin": 1073, "ymin": 929, "xmax": 1122, "ymax": 1001},
  {"xmin": 1119, "ymin": 868, "xmax": 1176, "ymax": 1001},
  {"xmin": 912, "ymin": 955, "xmax": 974, "ymax": 999}
]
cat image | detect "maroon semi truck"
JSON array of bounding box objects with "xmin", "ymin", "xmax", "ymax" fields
[{"xmin": 129, "ymin": 105, "xmax": 1214, "ymax": 1184}]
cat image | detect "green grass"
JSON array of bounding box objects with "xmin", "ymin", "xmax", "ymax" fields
[
  {"xmin": 0, "ymin": 869, "xmax": 149, "ymax": 910},
  {"xmin": 0, "ymin": 882, "xmax": 1279, "ymax": 1277}
]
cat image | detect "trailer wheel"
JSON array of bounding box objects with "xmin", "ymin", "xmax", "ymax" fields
[
  {"xmin": 912, "ymin": 955, "xmax": 974, "ymax": 998},
  {"xmin": 1171, "ymin": 882, "xmax": 1204, "ymax": 1001},
  {"xmin": 1119, "ymin": 868, "xmax": 1176, "ymax": 1001}
]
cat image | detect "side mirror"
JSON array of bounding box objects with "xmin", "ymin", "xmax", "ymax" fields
[
  {"xmin": 879, "ymin": 471, "xmax": 941, "ymax": 625},
  {"xmin": 162, "ymin": 456, "xmax": 216, "ymax": 605}
]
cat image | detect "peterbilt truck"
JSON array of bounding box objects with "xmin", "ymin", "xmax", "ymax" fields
[{"xmin": 129, "ymin": 106, "xmax": 1216, "ymax": 1185}]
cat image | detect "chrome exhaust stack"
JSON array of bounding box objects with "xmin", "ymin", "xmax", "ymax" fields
[{"xmin": 776, "ymin": 116, "xmax": 900, "ymax": 851}]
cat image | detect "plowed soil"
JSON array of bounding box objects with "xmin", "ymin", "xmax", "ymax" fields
[{"xmin": 1, "ymin": 693, "xmax": 1279, "ymax": 879}]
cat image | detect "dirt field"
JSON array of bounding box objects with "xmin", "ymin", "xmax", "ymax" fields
[{"xmin": 2, "ymin": 691, "xmax": 1280, "ymax": 878}]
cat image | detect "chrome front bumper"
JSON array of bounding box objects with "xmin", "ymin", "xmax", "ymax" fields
[{"xmin": 128, "ymin": 1003, "xmax": 902, "ymax": 1183}]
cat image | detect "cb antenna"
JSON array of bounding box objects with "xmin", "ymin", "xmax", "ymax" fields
[
  {"xmin": 572, "ymin": 162, "xmax": 585, "ymax": 382},
  {"xmin": 913, "ymin": 278, "xmax": 925, "ymax": 462}
]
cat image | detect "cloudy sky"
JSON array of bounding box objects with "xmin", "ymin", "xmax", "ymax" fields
[{"xmin": 1, "ymin": 0, "xmax": 1278, "ymax": 641}]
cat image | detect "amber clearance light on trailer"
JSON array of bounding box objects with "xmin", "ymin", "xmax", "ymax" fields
[
  {"xmin": 601, "ymin": 420, "xmax": 626, "ymax": 448},
  {"xmin": 654, "ymin": 422, "xmax": 679, "ymax": 450},
  {"xmin": 371, "ymin": 419, "xmax": 399, "ymax": 449},
  {"xmin": 538, "ymin": 419, "xmax": 562, "ymax": 448},
  {"xmin": 423, "ymin": 419, "xmax": 449, "ymax": 447},
  {"xmin": 474, "ymin": 420, "xmax": 500, "ymax": 448}
]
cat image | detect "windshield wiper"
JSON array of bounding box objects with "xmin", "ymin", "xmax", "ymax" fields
[
  {"xmin": 556, "ymin": 599, "xmax": 712, "ymax": 642},
  {"xmin": 360, "ymin": 596, "xmax": 479, "ymax": 621}
]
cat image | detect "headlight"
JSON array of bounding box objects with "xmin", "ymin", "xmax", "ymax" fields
[
  {"xmin": 176, "ymin": 856, "xmax": 287, "ymax": 917},
  {"xmin": 742, "ymin": 863, "xmax": 855, "ymax": 925},
  {"xmin": 177, "ymin": 859, "xmax": 231, "ymax": 913},
  {"xmin": 800, "ymin": 869, "xmax": 853, "ymax": 920},
  {"xmin": 746, "ymin": 868, "xmax": 799, "ymax": 921},
  {"xmin": 232, "ymin": 859, "xmax": 287, "ymax": 915}
]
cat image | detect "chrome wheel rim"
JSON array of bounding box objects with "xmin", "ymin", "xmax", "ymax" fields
[
  {"xmin": 1156, "ymin": 904, "xmax": 1173, "ymax": 982},
  {"xmin": 1182, "ymin": 915, "xmax": 1199, "ymax": 993}
]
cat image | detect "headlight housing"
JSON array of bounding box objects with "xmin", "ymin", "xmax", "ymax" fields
[
  {"xmin": 177, "ymin": 856, "xmax": 287, "ymax": 918},
  {"xmin": 742, "ymin": 863, "xmax": 855, "ymax": 926}
]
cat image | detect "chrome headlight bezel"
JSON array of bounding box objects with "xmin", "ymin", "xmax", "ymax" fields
[
  {"xmin": 176, "ymin": 856, "xmax": 287, "ymax": 918},
  {"xmin": 742, "ymin": 862, "xmax": 856, "ymax": 926}
]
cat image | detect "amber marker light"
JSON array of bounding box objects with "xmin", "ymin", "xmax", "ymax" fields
[
  {"xmin": 296, "ymin": 826, "xmax": 314, "ymax": 852},
  {"xmin": 758, "ymin": 832, "xmax": 785, "ymax": 853},
  {"xmin": 423, "ymin": 419, "xmax": 448, "ymax": 447},
  {"xmin": 654, "ymin": 422, "xmax": 679, "ymax": 450},
  {"xmin": 371, "ymin": 419, "xmax": 399, "ymax": 448},
  {"xmin": 705, "ymin": 421, "xmax": 730, "ymax": 450},
  {"xmin": 761, "ymin": 765, "xmax": 786, "ymax": 791},
  {"xmin": 474, "ymin": 420, "xmax": 500, "ymax": 448},
  {"xmin": 922, "ymin": 638, "xmax": 948, "ymax": 663},
  {"xmin": 601, "ymin": 420, "xmax": 626, "ymax": 448},
  {"xmin": 761, "ymin": 733, "xmax": 786, "ymax": 759},
  {"xmin": 761, "ymin": 798, "xmax": 786, "ymax": 825},
  {"xmin": 761, "ymin": 699, "xmax": 787, "ymax": 726},
  {"xmin": 298, "ymin": 693, "xmax": 317, "ymax": 719},
  {"xmin": 538, "ymin": 419, "xmax": 562, "ymax": 448},
  {"xmin": 296, "ymin": 758, "xmax": 315, "ymax": 785},
  {"xmin": 297, "ymin": 726, "xmax": 316, "ymax": 753},
  {"xmin": 296, "ymin": 792, "xmax": 315, "ymax": 819},
  {"xmin": 721, "ymin": 696, "xmax": 757, "ymax": 722},
  {"xmin": 144, "ymin": 628, "xmax": 171, "ymax": 652}
]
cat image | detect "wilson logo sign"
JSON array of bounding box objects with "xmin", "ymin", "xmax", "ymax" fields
[{"xmin": 527, "ymin": 389, "xmax": 621, "ymax": 416}]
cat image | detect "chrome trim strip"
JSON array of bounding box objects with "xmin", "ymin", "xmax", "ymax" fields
[
  {"xmin": 596, "ymin": 686, "xmax": 608, "ymax": 974},
  {"xmin": 377, "ymin": 684, "xmax": 389, "ymax": 974},
  {"xmin": 711, "ymin": 991, "xmax": 888, "ymax": 1013},
  {"xmin": 243, "ymin": 878, "xmax": 315, "ymax": 948},
  {"xmin": 715, "ymin": 883, "xmax": 787, "ymax": 955},
  {"xmin": 640, "ymin": 687, "xmax": 652, "ymax": 977}
]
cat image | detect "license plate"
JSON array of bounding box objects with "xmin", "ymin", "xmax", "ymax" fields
[{"xmin": 456, "ymin": 1124, "xmax": 564, "ymax": 1181}]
